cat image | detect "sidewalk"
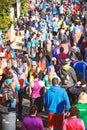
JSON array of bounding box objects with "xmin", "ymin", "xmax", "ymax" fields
[{"xmin": 11, "ymin": 30, "xmax": 24, "ymax": 50}]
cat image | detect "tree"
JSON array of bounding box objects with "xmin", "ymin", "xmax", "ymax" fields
[
  {"xmin": 0, "ymin": 0, "xmax": 15, "ymax": 32},
  {"xmin": 20, "ymin": 0, "xmax": 28, "ymax": 14},
  {"xmin": 0, "ymin": 0, "xmax": 28, "ymax": 32}
]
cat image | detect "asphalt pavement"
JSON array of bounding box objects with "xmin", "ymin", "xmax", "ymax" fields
[{"xmin": 16, "ymin": 97, "xmax": 48, "ymax": 130}]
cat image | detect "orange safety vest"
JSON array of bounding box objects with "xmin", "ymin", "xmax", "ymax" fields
[
  {"xmin": 37, "ymin": 57, "xmax": 46, "ymax": 73},
  {"xmin": 5, "ymin": 50, "xmax": 12, "ymax": 60}
]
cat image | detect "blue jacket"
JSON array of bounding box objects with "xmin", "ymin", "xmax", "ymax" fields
[
  {"xmin": 74, "ymin": 61, "xmax": 87, "ymax": 80},
  {"xmin": 43, "ymin": 85, "xmax": 70, "ymax": 114}
]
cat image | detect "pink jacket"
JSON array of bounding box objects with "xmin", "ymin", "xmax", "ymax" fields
[{"xmin": 62, "ymin": 117, "xmax": 85, "ymax": 130}]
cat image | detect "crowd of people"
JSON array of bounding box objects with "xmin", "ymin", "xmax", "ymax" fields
[{"xmin": 0, "ymin": 0, "xmax": 87, "ymax": 130}]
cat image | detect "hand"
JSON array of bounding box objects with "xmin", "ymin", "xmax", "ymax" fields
[
  {"xmin": 76, "ymin": 81, "xmax": 81, "ymax": 87},
  {"xmin": 64, "ymin": 111, "xmax": 70, "ymax": 118}
]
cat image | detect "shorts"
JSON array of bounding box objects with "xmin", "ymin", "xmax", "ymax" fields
[{"xmin": 48, "ymin": 112, "xmax": 64, "ymax": 129}]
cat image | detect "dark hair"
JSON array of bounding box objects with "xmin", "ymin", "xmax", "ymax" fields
[
  {"xmin": 52, "ymin": 78, "xmax": 58, "ymax": 85},
  {"xmin": 60, "ymin": 47, "xmax": 64, "ymax": 53},
  {"xmin": 6, "ymin": 71, "xmax": 13, "ymax": 79},
  {"xmin": 33, "ymin": 72, "xmax": 38, "ymax": 79},
  {"xmin": 70, "ymin": 106, "xmax": 79, "ymax": 117},
  {"xmin": 29, "ymin": 105, "xmax": 38, "ymax": 115},
  {"xmin": 80, "ymin": 79, "xmax": 86, "ymax": 86},
  {"xmin": 78, "ymin": 54, "xmax": 83, "ymax": 61},
  {"xmin": 6, "ymin": 43, "xmax": 10, "ymax": 46},
  {"xmin": 24, "ymin": 30, "xmax": 27, "ymax": 34}
]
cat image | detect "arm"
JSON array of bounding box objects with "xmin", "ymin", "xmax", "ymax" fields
[
  {"xmin": 43, "ymin": 91, "xmax": 48, "ymax": 110},
  {"xmin": 69, "ymin": 68, "xmax": 77, "ymax": 84},
  {"xmin": 80, "ymin": 120, "xmax": 85, "ymax": 130},
  {"xmin": 29, "ymin": 82, "xmax": 34, "ymax": 97},
  {"xmin": 62, "ymin": 119, "xmax": 67, "ymax": 130},
  {"xmin": 63, "ymin": 89, "xmax": 70, "ymax": 111}
]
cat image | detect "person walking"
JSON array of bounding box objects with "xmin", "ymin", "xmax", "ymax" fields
[
  {"xmin": 21, "ymin": 105, "xmax": 44, "ymax": 130},
  {"xmin": 29, "ymin": 72, "xmax": 45, "ymax": 116},
  {"xmin": 43, "ymin": 76, "xmax": 70, "ymax": 130},
  {"xmin": 62, "ymin": 106, "xmax": 85, "ymax": 130}
]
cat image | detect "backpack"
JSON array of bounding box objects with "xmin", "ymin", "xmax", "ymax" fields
[
  {"xmin": 58, "ymin": 68, "xmax": 70, "ymax": 85},
  {"xmin": 3, "ymin": 83, "xmax": 14, "ymax": 102}
]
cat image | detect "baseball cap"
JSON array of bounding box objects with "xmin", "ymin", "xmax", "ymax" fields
[
  {"xmin": 65, "ymin": 58, "xmax": 71, "ymax": 63},
  {"xmin": 31, "ymin": 61, "xmax": 37, "ymax": 66},
  {"xmin": 51, "ymin": 57, "xmax": 57, "ymax": 61}
]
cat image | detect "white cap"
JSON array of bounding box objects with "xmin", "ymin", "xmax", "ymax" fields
[
  {"xmin": 52, "ymin": 57, "xmax": 57, "ymax": 61},
  {"xmin": 65, "ymin": 58, "xmax": 71, "ymax": 63},
  {"xmin": 31, "ymin": 61, "xmax": 37, "ymax": 66}
]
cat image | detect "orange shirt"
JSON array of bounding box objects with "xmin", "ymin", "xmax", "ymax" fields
[
  {"xmin": 5, "ymin": 50, "xmax": 12, "ymax": 60},
  {"xmin": 37, "ymin": 57, "xmax": 46, "ymax": 73}
]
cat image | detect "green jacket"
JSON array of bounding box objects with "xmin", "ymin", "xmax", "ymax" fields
[{"xmin": 75, "ymin": 103, "xmax": 87, "ymax": 127}]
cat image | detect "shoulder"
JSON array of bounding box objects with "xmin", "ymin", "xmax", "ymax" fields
[
  {"xmin": 60, "ymin": 87, "xmax": 67, "ymax": 93},
  {"xmin": 39, "ymin": 80, "xmax": 45, "ymax": 87},
  {"xmin": 74, "ymin": 61, "xmax": 87, "ymax": 66},
  {"xmin": 30, "ymin": 81, "xmax": 34, "ymax": 88},
  {"xmin": 22, "ymin": 116, "xmax": 30, "ymax": 123},
  {"xmin": 35, "ymin": 117, "xmax": 43, "ymax": 121}
]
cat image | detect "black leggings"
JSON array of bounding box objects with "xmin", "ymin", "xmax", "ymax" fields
[{"xmin": 30, "ymin": 96, "xmax": 43, "ymax": 113}]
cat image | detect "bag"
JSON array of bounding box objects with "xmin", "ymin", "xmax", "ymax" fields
[
  {"xmin": 58, "ymin": 68, "xmax": 70, "ymax": 85},
  {"xmin": 3, "ymin": 83, "xmax": 14, "ymax": 102}
]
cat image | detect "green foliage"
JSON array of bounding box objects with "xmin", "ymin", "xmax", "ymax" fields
[
  {"xmin": 0, "ymin": 0, "xmax": 28, "ymax": 32},
  {"xmin": 0, "ymin": 0, "xmax": 15, "ymax": 32},
  {"xmin": 20, "ymin": 0, "xmax": 28, "ymax": 14}
]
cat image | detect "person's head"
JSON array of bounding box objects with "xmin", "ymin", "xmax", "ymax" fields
[
  {"xmin": 31, "ymin": 61, "xmax": 37, "ymax": 69},
  {"xmin": 78, "ymin": 92, "xmax": 87, "ymax": 104},
  {"xmin": 70, "ymin": 106, "xmax": 79, "ymax": 117},
  {"xmin": 6, "ymin": 42, "xmax": 10, "ymax": 49},
  {"xmin": 29, "ymin": 105, "xmax": 38, "ymax": 115},
  {"xmin": 33, "ymin": 71, "xmax": 38, "ymax": 79},
  {"xmin": 24, "ymin": 30, "xmax": 27, "ymax": 34},
  {"xmin": 77, "ymin": 54, "xmax": 83, "ymax": 61},
  {"xmin": 39, "ymin": 51, "xmax": 43, "ymax": 58},
  {"xmin": 6, "ymin": 71, "xmax": 13, "ymax": 79},
  {"xmin": 51, "ymin": 57, "xmax": 57, "ymax": 65},
  {"xmin": 52, "ymin": 77, "xmax": 59, "ymax": 85},
  {"xmin": 64, "ymin": 58, "xmax": 71, "ymax": 66},
  {"xmin": 60, "ymin": 47, "xmax": 64, "ymax": 53}
]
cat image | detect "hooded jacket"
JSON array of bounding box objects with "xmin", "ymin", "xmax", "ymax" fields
[
  {"xmin": 62, "ymin": 65, "xmax": 77, "ymax": 84},
  {"xmin": 43, "ymin": 85, "xmax": 70, "ymax": 114}
]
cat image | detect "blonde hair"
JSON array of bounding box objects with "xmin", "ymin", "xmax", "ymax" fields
[
  {"xmin": 78, "ymin": 92, "xmax": 87, "ymax": 104},
  {"xmin": 48, "ymin": 72, "xmax": 57, "ymax": 84}
]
